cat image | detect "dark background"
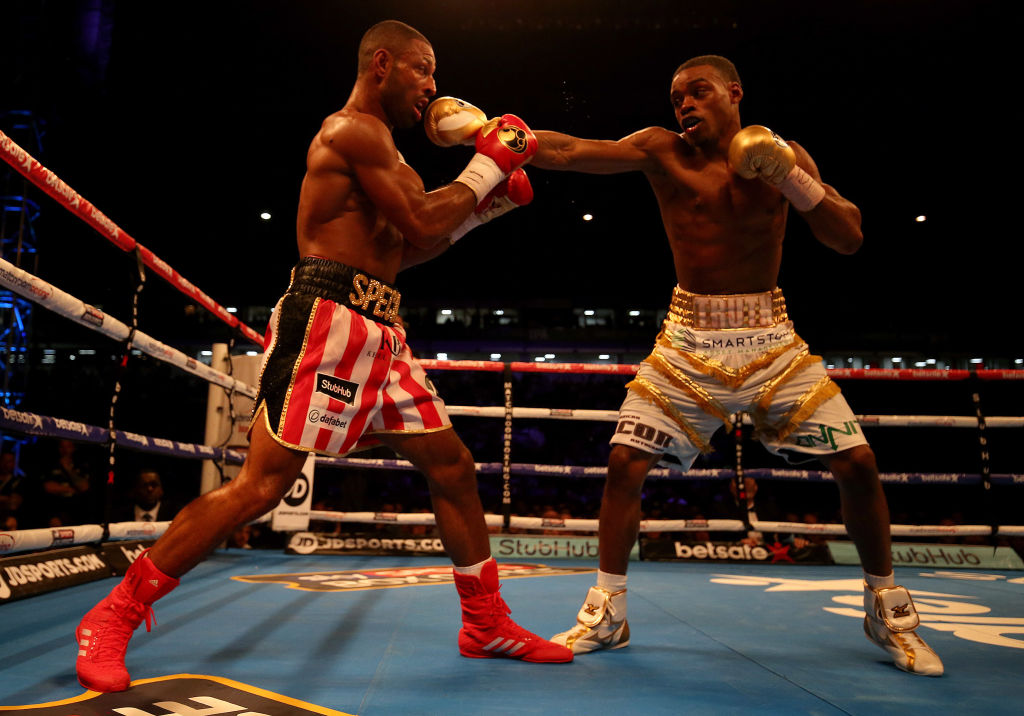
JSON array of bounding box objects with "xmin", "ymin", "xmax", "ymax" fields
[{"xmin": 2, "ymin": 0, "xmax": 1013, "ymax": 355}]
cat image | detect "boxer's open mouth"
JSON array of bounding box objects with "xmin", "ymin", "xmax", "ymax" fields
[{"xmin": 414, "ymin": 98, "xmax": 429, "ymax": 119}]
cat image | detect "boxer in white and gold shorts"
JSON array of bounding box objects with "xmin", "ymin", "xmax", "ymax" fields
[{"xmin": 610, "ymin": 286, "xmax": 867, "ymax": 464}]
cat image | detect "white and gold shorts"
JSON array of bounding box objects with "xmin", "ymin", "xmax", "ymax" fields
[{"xmin": 609, "ymin": 286, "xmax": 867, "ymax": 467}]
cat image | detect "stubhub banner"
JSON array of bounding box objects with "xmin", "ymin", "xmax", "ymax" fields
[{"xmin": 490, "ymin": 535, "xmax": 639, "ymax": 561}]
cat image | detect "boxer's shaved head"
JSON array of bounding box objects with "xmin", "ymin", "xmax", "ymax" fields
[
  {"xmin": 358, "ymin": 20, "xmax": 430, "ymax": 72},
  {"xmin": 673, "ymin": 55, "xmax": 741, "ymax": 87}
]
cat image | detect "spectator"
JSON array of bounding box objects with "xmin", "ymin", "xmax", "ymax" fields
[
  {"xmin": 40, "ymin": 439, "xmax": 92, "ymax": 526},
  {"xmin": 227, "ymin": 524, "xmax": 253, "ymax": 549},
  {"xmin": 114, "ymin": 469, "xmax": 178, "ymax": 523},
  {"xmin": 0, "ymin": 451, "xmax": 25, "ymax": 529}
]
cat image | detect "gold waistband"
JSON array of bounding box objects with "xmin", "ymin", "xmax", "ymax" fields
[{"xmin": 667, "ymin": 286, "xmax": 788, "ymax": 330}]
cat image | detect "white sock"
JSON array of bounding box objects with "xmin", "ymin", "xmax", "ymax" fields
[
  {"xmin": 596, "ymin": 570, "xmax": 628, "ymax": 592},
  {"xmin": 864, "ymin": 570, "xmax": 895, "ymax": 590},
  {"xmin": 453, "ymin": 557, "xmax": 492, "ymax": 578}
]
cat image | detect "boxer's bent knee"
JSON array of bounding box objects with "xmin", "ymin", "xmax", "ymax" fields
[
  {"xmin": 826, "ymin": 445, "xmax": 879, "ymax": 492},
  {"xmin": 228, "ymin": 450, "xmax": 305, "ymax": 519},
  {"xmin": 607, "ymin": 444, "xmax": 658, "ymax": 494},
  {"xmin": 423, "ymin": 446, "xmax": 476, "ymax": 492}
]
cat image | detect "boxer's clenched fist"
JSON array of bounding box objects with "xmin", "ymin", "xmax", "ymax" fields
[
  {"xmin": 475, "ymin": 114, "xmax": 538, "ymax": 173},
  {"xmin": 450, "ymin": 168, "xmax": 533, "ymax": 244},
  {"xmin": 728, "ymin": 125, "xmax": 795, "ymax": 185},
  {"xmin": 729, "ymin": 125, "xmax": 826, "ymax": 212},
  {"xmin": 455, "ymin": 114, "xmax": 537, "ymax": 204},
  {"xmin": 478, "ymin": 166, "xmax": 534, "ymax": 215},
  {"xmin": 424, "ymin": 97, "xmax": 488, "ymax": 147}
]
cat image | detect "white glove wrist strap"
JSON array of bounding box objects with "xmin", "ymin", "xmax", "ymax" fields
[
  {"xmin": 779, "ymin": 166, "xmax": 826, "ymax": 212},
  {"xmin": 455, "ymin": 154, "xmax": 506, "ymax": 205},
  {"xmin": 449, "ymin": 213, "xmax": 483, "ymax": 244}
]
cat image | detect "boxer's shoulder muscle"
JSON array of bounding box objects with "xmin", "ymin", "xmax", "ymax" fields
[
  {"xmin": 629, "ymin": 127, "xmax": 693, "ymax": 175},
  {"xmin": 624, "ymin": 126, "xmax": 677, "ymax": 157},
  {"xmin": 316, "ymin": 110, "xmax": 398, "ymax": 171}
]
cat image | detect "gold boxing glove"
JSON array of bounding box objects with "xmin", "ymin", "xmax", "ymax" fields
[
  {"xmin": 728, "ymin": 125, "xmax": 795, "ymax": 184},
  {"xmin": 424, "ymin": 97, "xmax": 488, "ymax": 147},
  {"xmin": 729, "ymin": 125, "xmax": 825, "ymax": 212}
]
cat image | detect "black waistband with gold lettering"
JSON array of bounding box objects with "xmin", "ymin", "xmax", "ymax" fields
[{"xmin": 288, "ymin": 256, "xmax": 401, "ymax": 326}]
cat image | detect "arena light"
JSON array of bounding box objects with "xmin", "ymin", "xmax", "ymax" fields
[
  {"xmin": 200, "ymin": 350, "xmax": 213, "ymax": 357},
  {"xmin": 441, "ymin": 309, "xmax": 452, "ymax": 315},
  {"xmin": 970, "ymin": 358, "xmax": 983, "ymax": 364},
  {"xmin": 245, "ymin": 351, "xmax": 259, "ymax": 356},
  {"xmin": 926, "ymin": 358, "xmax": 937, "ymax": 364},
  {"xmin": 599, "ymin": 354, "xmax": 610, "ymax": 360},
  {"xmin": 260, "ymin": 212, "xmax": 272, "ymax": 220},
  {"xmin": 583, "ymin": 213, "xmax": 593, "ymax": 221},
  {"xmin": 493, "ymin": 309, "xmax": 504, "ymax": 316},
  {"xmin": 1016, "ymin": 359, "xmax": 1024, "ymax": 365},
  {"xmin": 490, "ymin": 353, "xmax": 502, "ymax": 360},
  {"xmin": 226, "ymin": 307, "xmax": 238, "ymax": 313},
  {"xmin": 891, "ymin": 357, "xmax": 902, "ymax": 364},
  {"xmin": 584, "ymin": 309, "xmax": 595, "ymax": 316},
  {"xmin": 628, "ymin": 310, "xmax": 640, "ymax": 316},
  {"xmin": 436, "ymin": 352, "xmax": 448, "ymax": 360},
  {"xmin": 544, "ymin": 353, "xmax": 555, "ymax": 359},
  {"xmin": 915, "ymin": 361, "xmax": 928, "ymax": 367},
  {"xmin": 915, "ymin": 215, "xmax": 926, "ymax": 223},
  {"xmin": 534, "ymin": 356, "xmax": 545, "ymax": 362}
]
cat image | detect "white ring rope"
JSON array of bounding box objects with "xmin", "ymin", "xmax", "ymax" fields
[
  {"xmin": 0, "ymin": 522, "xmax": 169, "ymax": 554},
  {"xmin": 418, "ymin": 359, "xmax": 1024, "ymax": 381},
  {"xmin": 0, "ymin": 256, "xmax": 257, "ymax": 398},
  {"xmin": 271, "ymin": 510, "xmax": 1003, "ymax": 539},
  {"xmin": 444, "ymin": 405, "xmax": 1024, "ymax": 428}
]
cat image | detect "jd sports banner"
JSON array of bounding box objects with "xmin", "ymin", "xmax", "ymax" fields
[{"xmin": 0, "ymin": 545, "xmax": 112, "ymax": 603}]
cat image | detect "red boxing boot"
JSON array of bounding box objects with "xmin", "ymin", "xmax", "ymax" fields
[
  {"xmin": 75, "ymin": 552, "xmax": 179, "ymax": 692},
  {"xmin": 453, "ymin": 559, "xmax": 573, "ymax": 663}
]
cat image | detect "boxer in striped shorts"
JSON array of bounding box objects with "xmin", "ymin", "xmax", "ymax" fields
[{"xmin": 74, "ymin": 20, "xmax": 570, "ymax": 694}]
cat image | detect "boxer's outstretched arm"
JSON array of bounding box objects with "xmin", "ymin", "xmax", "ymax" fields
[
  {"xmin": 532, "ymin": 128, "xmax": 665, "ymax": 174},
  {"xmin": 789, "ymin": 142, "xmax": 863, "ymax": 255}
]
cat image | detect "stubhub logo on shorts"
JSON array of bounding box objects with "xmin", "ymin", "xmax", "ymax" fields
[{"xmin": 316, "ymin": 373, "xmax": 359, "ymax": 404}]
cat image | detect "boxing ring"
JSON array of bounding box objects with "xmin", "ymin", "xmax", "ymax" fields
[{"xmin": 3, "ymin": 131, "xmax": 1024, "ymax": 714}]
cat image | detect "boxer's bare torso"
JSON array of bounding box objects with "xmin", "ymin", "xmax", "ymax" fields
[
  {"xmin": 630, "ymin": 126, "xmax": 788, "ymax": 294},
  {"xmin": 533, "ymin": 64, "xmax": 860, "ymax": 294},
  {"xmin": 294, "ymin": 38, "xmax": 469, "ymax": 283},
  {"xmin": 296, "ymin": 110, "xmax": 415, "ymax": 283}
]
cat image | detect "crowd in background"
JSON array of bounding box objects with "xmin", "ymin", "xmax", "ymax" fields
[{"xmin": 2, "ymin": 369, "xmax": 1019, "ymax": 555}]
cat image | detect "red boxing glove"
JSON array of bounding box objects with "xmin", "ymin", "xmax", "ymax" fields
[
  {"xmin": 474, "ymin": 114, "xmax": 538, "ymax": 173},
  {"xmin": 455, "ymin": 114, "xmax": 537, "ymax": 204},
  {"xmin": 478, "ymin": 167, "xmax": 534, "ymax": 212},
  {"xmin": 450, "ymin": 169, "xmax": 533, "ymax": 244}
]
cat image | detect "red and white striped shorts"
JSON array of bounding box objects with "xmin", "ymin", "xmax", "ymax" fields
[{"xmin": 250, "ymin": 257, "xmax": 450, "ymax": 455}]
